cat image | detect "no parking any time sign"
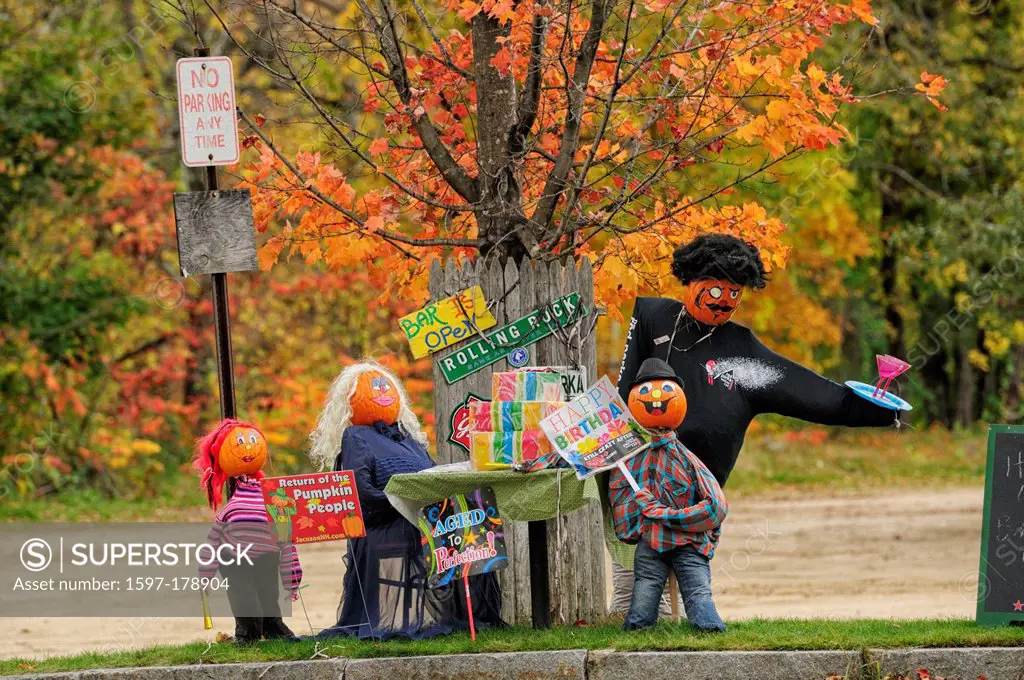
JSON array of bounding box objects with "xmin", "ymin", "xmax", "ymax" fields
[{"xmin": 175, "ymin": 56, "xmax": 240, "ymax": 167}]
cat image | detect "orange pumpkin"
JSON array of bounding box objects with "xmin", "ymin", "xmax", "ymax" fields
[
  {"xmin": 342, "ymin": 514, "xmax": 365, "ymax": 538},
  {"xmin": 350, "ymin": 370, "xmax": 401, "ymax": 426},
  {"xmin": 683, "ymin": 277, "xmax": 744, "ymax": 325},
  {"xmin": 218, "ymin": 426, "xmax": 268, "ymax": 478},
  {"xmin": 628, "ymin": 378, "xmax": 688, "ymax": 430}
]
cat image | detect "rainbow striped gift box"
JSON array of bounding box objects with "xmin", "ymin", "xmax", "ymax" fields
[
  {"xmin": 467, "ymin": 400, "xmax": 564, "ymax": 432},
  {"xmin": 491, "ymin": 371, "xmax": 565, "ymax": 401},
  {"xmin": 470, "ymin": 430, "xmax": 553, "ymax": 470}
]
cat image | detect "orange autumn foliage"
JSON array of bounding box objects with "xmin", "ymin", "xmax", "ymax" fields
[{"xmin": 232, "ymin": 0, "xmax": 941, "ymax": 317}]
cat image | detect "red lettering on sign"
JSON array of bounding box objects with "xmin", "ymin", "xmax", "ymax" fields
[{"xmin": 190, "ymin": 67, "xmax": 220, "ymax": 88}]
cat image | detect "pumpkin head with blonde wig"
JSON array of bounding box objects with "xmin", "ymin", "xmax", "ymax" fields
[
  {"xmin": 627, "ymin": 358, "xmax": 688, "ymax": 430},
  {"xmin": 309, "ymin": 362, "xmax": 429, "ymax": 471},
  {"xmin": 350, "ymin": 370, "xmax": 401, "ymax": 426}
]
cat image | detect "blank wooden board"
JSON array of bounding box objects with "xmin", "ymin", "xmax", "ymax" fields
[{"xmin": 173, "ymin": 188, "xmax": 257, "ymax": 276}]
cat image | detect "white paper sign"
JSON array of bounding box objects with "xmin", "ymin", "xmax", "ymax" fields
[
  {"xmin": 540, "ymin": 376, "xmax": 651, "ymax": 480},
  {"xmin": 176, "ymin": 56, "xmax": 240, "ymax": 167}
]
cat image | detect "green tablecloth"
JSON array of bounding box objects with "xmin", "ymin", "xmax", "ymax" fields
[
  {"xmin": 384, "ymin": 465, "xmax": 598, "ymax": 522},
  {"xmin": 384, "ymin": 463, "xmax": 635, "ymax": 568}
]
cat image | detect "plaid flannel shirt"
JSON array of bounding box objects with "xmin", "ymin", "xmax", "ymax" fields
[{"xmin": 608, "ymin": 432, "xmax": 728, "ymax": 558}]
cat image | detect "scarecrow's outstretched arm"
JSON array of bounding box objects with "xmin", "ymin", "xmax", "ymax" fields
[{"xmin": 747, "ymin": 331, "xmax": 895, "ymax": 427}]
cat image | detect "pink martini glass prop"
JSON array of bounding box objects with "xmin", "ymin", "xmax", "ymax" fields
[
  {"xmin": 844, "ymin": 354, "xmax": 913, "ymax": 411},
  {"xmin": 874, "ymin": 355, "xmax": 910, "ymax": 398}
]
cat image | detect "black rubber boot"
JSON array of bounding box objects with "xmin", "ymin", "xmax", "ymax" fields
[
  {"xmin": 262, "ymin": 617, "xmax": 299, "ymax": 642},
  {"xmin": 234, "ymin": 617, "xmax": 263, "ymax": 644}
]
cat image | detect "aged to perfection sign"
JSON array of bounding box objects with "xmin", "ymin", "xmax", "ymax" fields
[
  {"xmin": 176, "ymin": 56, "xmax": 240, "ymax": 167},
  {"xmin": 418, "ymin": 487, "xmax": 507, "ymax": 588}
]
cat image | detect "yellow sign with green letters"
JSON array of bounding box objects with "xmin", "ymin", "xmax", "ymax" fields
[{"xmin": 399, "ymin": 285, "xmax": 497, "ymax": 359}]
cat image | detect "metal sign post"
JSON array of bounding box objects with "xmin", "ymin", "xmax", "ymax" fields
[{"xmin": 174, "ymin": 46, "xmax": 252, "ymax": 420}]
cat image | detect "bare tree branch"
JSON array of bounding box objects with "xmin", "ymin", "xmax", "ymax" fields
[
  {"xmin": 530, "ymin": 0, "xmax": 613, "ymax": 234},
  {"xmin": 355, "ymin": 0, "xmax": 480, "ymax": 202}
]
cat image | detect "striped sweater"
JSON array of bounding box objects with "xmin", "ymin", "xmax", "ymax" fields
[{"xmin": 199, "ymin": 476, "xmax": 302, "ymax": 592}]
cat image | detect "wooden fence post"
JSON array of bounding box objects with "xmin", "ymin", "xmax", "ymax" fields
[{"xmin": 429, "ymin": 257, "xmax": 607, "ymax": 626}]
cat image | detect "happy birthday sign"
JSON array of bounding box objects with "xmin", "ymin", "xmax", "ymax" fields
[
  {"xmin": 540, "ymin": 376, "xmax": 650, "ymax": 479},
  {"xmin": 418, "ymin": 487, "xmax": 507, "ymax": 588}
]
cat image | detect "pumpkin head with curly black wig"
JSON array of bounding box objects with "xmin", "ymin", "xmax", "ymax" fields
[{"xmin": 671, "ymin": 234, "xmax": 768, "ymax": 326}]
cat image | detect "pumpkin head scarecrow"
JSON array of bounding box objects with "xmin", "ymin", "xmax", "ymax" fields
[
  {"xmin": 194, "ymin": 418, "xmax": 268, "ymax": 510},
  {"xmin": 628, "ymin": 359, "xmax": 688, "ymax": 431},
  {"xmin": 611, "ymin": 233, "xmax": 904, "ymax": 623},
  {"xmin": 194, "ymin": 419, "xmax": 302, "ymax": 644},
  {"xmin": 308, "ymin": 362, "xmax": 427, "ymax": 471},
  {"xmin": 610, "ymin": 356, "xmax": 729, "ymax": 632},
  {"xmin": 307, "ymin": 362, "xmax": 505, "ymax": 640},
  {"xmin": 673, "ymin": 234, "xmax": 766, "ymax": 326}
]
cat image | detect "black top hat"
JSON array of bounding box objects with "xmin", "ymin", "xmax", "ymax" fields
[{"xmin": 631, "ymin": 358, "xmax": 683, "ymax": 389}]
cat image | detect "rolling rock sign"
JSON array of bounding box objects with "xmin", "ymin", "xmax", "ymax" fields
[{"xmin": 439, "ymin": 293, "xmax": 583, "ymax": 384}]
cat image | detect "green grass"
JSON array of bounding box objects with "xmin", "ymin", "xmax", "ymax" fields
[
  {"xmin": 726, "ymin": 426, "xmax": 986, "ymax": 495},
  {"xmin": 3, "ymin": 619, "xmax": 1024, "ymax": 676},
  {"xmin": 2, "ymin": 473, "xmax": 207, "ymax": 522}
]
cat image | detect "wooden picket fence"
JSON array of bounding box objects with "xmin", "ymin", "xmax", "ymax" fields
[{"xmin": 429, "ymin": 256, "xmax": 607, "ymax": 626}]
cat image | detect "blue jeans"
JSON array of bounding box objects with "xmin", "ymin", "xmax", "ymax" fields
[{"xmin": 624, "ymin": 538, "xmax": 726, "ymax": 632}]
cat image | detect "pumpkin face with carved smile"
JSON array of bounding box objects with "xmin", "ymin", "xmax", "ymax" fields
[
  {"xmin": 684, "ymin": 277, "xmax": 744, "ymax": 326},
  {"xmin": 219, "ymin": 426, "xmax": 268, "ymax": 478},
  {"xmin": 628, "ymin": 379, "xmax": 688, "ymax": 430},
  {"xmin": 350, "ymin": 371, "xmax": 401, "ymax": 426}
]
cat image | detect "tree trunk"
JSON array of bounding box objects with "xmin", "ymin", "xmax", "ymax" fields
[
  {"xmin": 1008, "ymin": 344, "xmax": 1023, "ymax": 420},
  {"xmin": 955, "ymin": 331, "xmax": 977, "ymax": 428},
  {"xmin": 879, "ymin": 223, "xmax": 905, "ymax": 359},
  {"xmin": 471, "ymin": 14, "xmax": 528, "ymax": 261}
]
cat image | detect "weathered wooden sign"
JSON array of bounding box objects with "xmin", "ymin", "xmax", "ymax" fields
[
  {"xmin": 173, "ymin": 188, "xmax": 257, "ymax": 277},
  {"xmin": 399, "ymin": 286, "xmax": 497, "ymax": 359},
  {"xmin": 439, "ymin": 293, "xmax": 583, "ymax": 383},
  {"xmin": 176, "ymin": 56, "xmax": 240, "ymax": 167}
]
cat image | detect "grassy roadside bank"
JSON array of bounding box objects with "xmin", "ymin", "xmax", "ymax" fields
[{"xmin": 3, "ymin": 619, "xmax": 1024, "ymax": 676}]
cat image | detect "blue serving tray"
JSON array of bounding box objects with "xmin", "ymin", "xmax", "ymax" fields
[{"xmin": 845, "ymin": 380, "xmax": 913, "ymax": 411}]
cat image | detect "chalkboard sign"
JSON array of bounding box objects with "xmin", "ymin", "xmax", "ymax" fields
[{"xmin": 977, "ymin": 424, "xmax": 1024, "ymax": 626}]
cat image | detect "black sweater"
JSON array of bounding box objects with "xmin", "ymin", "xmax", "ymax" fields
[{"xmin": 617, "ymin": 297, "xmax": 895, "ymax": 486}]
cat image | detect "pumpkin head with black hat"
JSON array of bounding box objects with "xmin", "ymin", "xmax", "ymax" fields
[{"xmin": 627, "ymin": 358, "xmax": 688, "ymax": 431}]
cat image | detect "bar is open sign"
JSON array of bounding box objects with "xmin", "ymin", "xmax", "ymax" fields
[{"xmin": 175, "ymin": 56, "xmax": 240, "ymax": 167}]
